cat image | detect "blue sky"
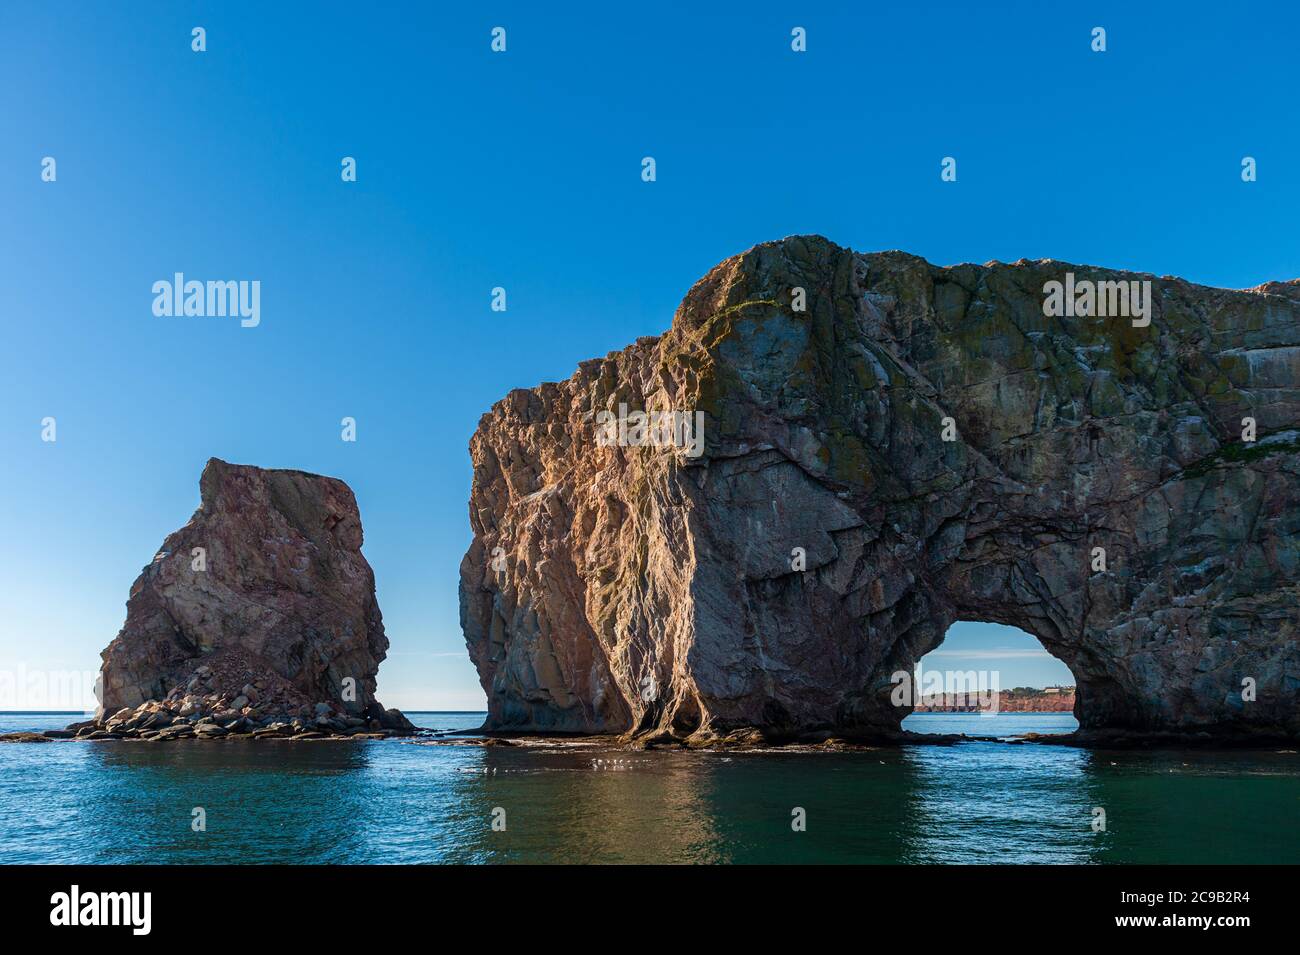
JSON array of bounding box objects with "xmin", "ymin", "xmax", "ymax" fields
[{"xmin": 1, "ymin": 2, "xmax": 1293, "ymax": 708}]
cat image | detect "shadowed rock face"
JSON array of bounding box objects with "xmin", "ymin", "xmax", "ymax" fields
[
  {"xmin": 98, "ymin": 459, "xmax": 399, "ymax": 724},
  {"xmin": 460, "ymin": 235, "xmax": 1300, "ymax": 743}
]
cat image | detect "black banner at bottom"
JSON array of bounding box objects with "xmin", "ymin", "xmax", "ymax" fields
[{"xmin": 0, "ymin": 864, "xmax": 1280, "ymax": 940}]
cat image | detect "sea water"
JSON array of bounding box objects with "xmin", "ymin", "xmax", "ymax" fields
[{"xmin": 1, "ymin": 712, "xmax": 1296, "ymax": 864}]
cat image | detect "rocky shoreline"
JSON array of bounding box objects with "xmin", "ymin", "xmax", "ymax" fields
[
  {"xmin": 0, "ymin": 661, "xmax": 418, "ymax": 743},
  {"xmin": 412, "ymin": 725, "xmax": 1299, "ymax": 752},
  {"xmin": 7, "ymin": 718, "xmax": 1295, "ymax": 751}
]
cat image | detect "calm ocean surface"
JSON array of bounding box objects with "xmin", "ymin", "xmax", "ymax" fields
[{"xmin": 2, "ymin": 711, "xmax": 1297, "ymax": 864}]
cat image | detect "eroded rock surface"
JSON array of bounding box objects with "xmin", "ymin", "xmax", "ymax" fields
[
  {"xmin": 93, "ymin": 458, "xmax": 411, "ymax": 736},
  {"xmin": 461, "ymin": 236, "xmax": 1300, "ymax": 743}
]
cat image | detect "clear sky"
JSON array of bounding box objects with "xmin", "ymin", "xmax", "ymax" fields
[{"xmin": 1, "ymin": 2, "xmax": 1293, "ymax": 709}]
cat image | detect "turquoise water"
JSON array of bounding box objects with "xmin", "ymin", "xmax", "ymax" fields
[
  {"xmin": 905, "ymin": 711, "xmax": 1079, "ymax": 737},
  {"xmin": 2, "ymin": 712, "xmax": 1297, "ymax": 864}
]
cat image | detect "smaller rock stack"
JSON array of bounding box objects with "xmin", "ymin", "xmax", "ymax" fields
[{"xmin": 67, "ymin": 458, "xmax": 415, "ymax": 741}]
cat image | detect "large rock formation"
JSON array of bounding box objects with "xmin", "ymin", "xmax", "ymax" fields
[
  {"xmin": 95, "ymin": 458, "xmax": 409, "ymax": 734},
  {"xmin": 460, "ymin": 235, "xmax": 1300, "ymax": 743}
]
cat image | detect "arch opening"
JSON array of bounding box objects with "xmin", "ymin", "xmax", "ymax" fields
[{"xmin": 902, "ymin": 621, "xmax": 1079, "ymax": 736}]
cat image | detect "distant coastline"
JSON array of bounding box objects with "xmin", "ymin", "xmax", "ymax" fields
[{"xmin": 912, "ymin": 687, "xmax": 1075, "ymax": 714}]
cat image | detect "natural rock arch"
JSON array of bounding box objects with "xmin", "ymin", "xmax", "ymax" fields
[
  {"xmin": 461, "ymin": 236, "xmax": 1300, "ymax": 743},
  {"xmin": 905, "ymin": 621, "xmax": 1078, "ymax": 720}
]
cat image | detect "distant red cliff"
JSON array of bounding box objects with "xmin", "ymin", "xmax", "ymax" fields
[{"xmin": 913, "ymin": 687, "xmax": 1075, "ymax": 713}]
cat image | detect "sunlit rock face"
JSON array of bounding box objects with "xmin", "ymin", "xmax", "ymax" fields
[
  {"xmin": 460, "ymin": 235, "xmax": 1300, "ymax": 743},
  {"xmin": 97, "ymin": 458, "xmax": 401, "ymax": 725}
]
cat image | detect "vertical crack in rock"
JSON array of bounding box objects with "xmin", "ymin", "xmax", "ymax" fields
[{"xmin": 460, "ymin": 235, "xmax": 1300, "ymax": 744}]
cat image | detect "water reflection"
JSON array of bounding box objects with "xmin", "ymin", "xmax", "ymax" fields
[
  {"xmin": 79, "ymin": 741, "xmax": 376, "ymax": 864},
  {"xmin": 438, "ymin": 748, "xmax": 732, "ymax": 863},
  {"xmin": 900, "ymin": 741, "xmax": 1097, "ymax": 863},
  {"xmin": 1, "ymin": 726, "xmax": 1297, "ymax": 864},
  {"xmin": 441, "ymin": 747, "xmax": 927, "ymax": 863}
]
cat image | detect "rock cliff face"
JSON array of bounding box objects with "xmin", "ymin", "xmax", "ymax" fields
[
  {"xmin": 96, "ymin": 458, "xmax": 408, "ymax": 731},
  {"xmin": 460, "ymin": 236, "xmax": 1300, "ymax": 743}
]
